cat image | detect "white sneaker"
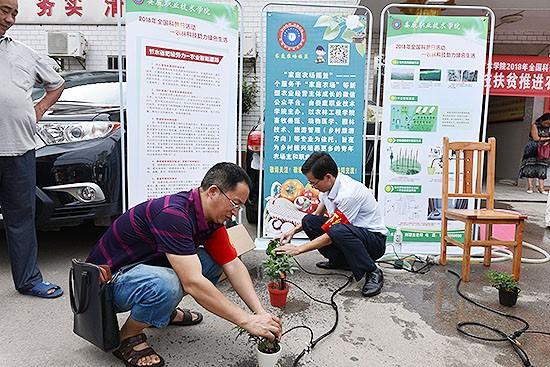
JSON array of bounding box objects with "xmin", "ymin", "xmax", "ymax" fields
[
  {"xmin": 539, "ymin": 189, "xmax": 549, "ymax": 194},
  {"xmin": 526, "ymin": 189, "xmax": 534, "ymax": 194}
]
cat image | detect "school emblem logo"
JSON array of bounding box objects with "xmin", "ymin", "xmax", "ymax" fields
[
  {"xmin": 391, "ymin": 18, "xmax": 402, "ymax": 30},
  {"xmin": 278, "ymin": 22, "xmax": 306, "ymax": 52}
]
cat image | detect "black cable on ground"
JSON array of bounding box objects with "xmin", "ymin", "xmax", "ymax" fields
[
  {"xmin": 280, "ymin": 258, "xmax": 353, "ymax": 367},
  {"xmin": 449, "ymin": 270, "xmax": 550, "ymax": 367},
  {"xmin": 376, "ymin": 244, "xmax": 434, "ymax": 274}
]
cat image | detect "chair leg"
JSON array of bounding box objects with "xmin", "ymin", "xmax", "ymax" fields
[
  {"xmin": 461, "ymin": 220, "xmax": 473, "ymax": 282},
  {"xmin": 440, "ymin": 217, "xmax": 448, "ymax": 266},
  {"xmin": 483, "ymin": 223, "xmax": 492, "ymax": 267},
  {"xmin": 512, "ymin": 221, "xmax": 525, "ymax": 281}
]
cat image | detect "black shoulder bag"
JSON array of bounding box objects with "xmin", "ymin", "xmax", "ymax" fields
[{"xmin": 69, "ymin": 260, "xmax": 121, "ymax": 352}]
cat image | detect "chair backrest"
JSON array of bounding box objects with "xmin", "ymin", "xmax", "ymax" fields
[{"xmin": 442, "ymin": 137, "xmax": 496, "ymax": 211}]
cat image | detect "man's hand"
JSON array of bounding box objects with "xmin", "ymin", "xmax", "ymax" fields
[
  {"xmin": 280, "ymin": 227, "xmax": 296, "ymax": 244},
  {"xmin": 241, "ymin": 313, "xmax": 282, "ymax": 340},
  {"xmin": 274, "ymin": 243, "xmax": 302, "ymax": 256},
  {"xmin": 34, "ymin": 105, "xmax": 47, "ymax": 122}
]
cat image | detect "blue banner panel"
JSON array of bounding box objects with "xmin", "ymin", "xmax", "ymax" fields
[{"xmin": 263, "ymin": 11, "xmax": 367, "ymax": 237}]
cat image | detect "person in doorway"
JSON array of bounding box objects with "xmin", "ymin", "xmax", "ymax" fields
[
  {"xmin": 0, "ymin": 0, "xmax": 65, "ymax": 298},
  {"xmin": 519, "ymin": 113, "xmax": 550, "ymax": 194},
  {"xmin": 275, "ymin": 152, "xmax": 388, "ymax": 297},
  {"xmin": 87, "ymin": 162, "xmax": 282, "ymax": 367}
]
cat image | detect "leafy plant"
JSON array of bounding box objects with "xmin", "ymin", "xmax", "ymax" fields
[
  {"xmin": 313, "ymin": 14, "xmax": 367, "ymax": 56},
  {"xmin": 263, "ymin": 238, "xmax": 298, "ymax": 290},
  {"xmin": 235, "ymin": 326, "xmax": 280, "ymax": 354},
  {"xmin": 241, "ymin": 78, "xmax": 258, "ymax": 114},
  {"xmin": 486, "ymin": 270, "xmax": 520, "ymax": 292}
]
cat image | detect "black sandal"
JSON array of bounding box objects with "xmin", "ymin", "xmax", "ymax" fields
[
  {"xmin": 169, "ymin": 307, "xmax": 203, "ymax": 326},
  {"xmin": 113, "ymin": 333, "xmax": 165, "ymax": 367}
]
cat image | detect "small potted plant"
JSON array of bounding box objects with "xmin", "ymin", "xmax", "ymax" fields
[
  {"xmin": 486, "ymin": 270, "xmax": 520, "ymax": 307},
  {"xmin": 236, "ymin": 327, "xmax": 282, "ymax": 367},
  {"xmin": 263, "ymin": 238, "xmax": 297, "ymax": 308}
]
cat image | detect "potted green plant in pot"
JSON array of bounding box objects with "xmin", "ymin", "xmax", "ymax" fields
[
  {"xmin": 486, "ymin": 270, "xmax": 520, "ymax": 307},
  {"xmin": 263, "ymin": 238, "xmax": 297, "ymax": 308},
  {"xmin": 236, "ymin": 327, "xmax": 282, "ymax": 367}
]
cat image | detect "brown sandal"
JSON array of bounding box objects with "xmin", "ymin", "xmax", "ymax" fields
[
  {"xmin": 113, "ymin": 333, "xmax": 165, "ymax": 367},
  {"xmin": 169, "ymin": 307, "xmax": 203, "ymax": 326}
]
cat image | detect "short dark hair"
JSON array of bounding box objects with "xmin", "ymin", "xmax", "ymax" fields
[
  {"xmin": 200, "ymin": 162, "xmax": 252, "ymax": 192},
  {"xmin": 536, "ymin": 113, "xmax": 550, "ymax": 123},
  {"xmin": 301, "ymin": 152, "xmax": 338, "ymax": 179}
]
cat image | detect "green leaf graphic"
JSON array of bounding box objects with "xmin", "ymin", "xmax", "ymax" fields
[
  {"xmin": 323, "ymin": 24, "xmax": 341, "ymax": 41},
  {"xmin": 341, "ymin": 28, "xmax": 354, "ymax": 43},
  {"xmin": 355, "ymin": 42, "xmax": 365, "ymax": 57},
  {"xmin": 314, "ymin": 15, "xmax": 333, "ymax": 27}
]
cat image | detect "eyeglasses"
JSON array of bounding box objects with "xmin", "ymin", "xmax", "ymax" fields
[
  {"xmin": 308, "ymin": 176, "xmax": 325, "ymax": 188},
  {"xmin": 217, "ymin": 186, "xmax": 245, "ymax": 211}
]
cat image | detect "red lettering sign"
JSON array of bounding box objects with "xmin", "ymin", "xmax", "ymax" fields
[
  {"xmin": 65, "ymin": 0, "xmax": 82, "ymax": 17},
  {"xmin": 37, "ymin": 0, "xmax": 55, "ymax": 17},
  {"xmin": 105, "ymin": 0, "xmax": 124, "ymax": 17},
  {"xmin": 145, "ymin": 46, "xmax": 223, "ymax": 65},
  {"xmin": 489, "ymin": 55, "xmax": 550, "ymax": 97}
]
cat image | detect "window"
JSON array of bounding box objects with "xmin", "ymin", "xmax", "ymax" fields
[{"xmin": 107, "ymin": 55, "xmax": 126, "ymax": 70}]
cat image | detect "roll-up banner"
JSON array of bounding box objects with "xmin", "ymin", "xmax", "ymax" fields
[
  {"xmin": 262, "ymin": 11, "xmax": 368, "ymax": 238},
  {"xmin": 378, "ymin": 13, "xmax": 489, "ymax": 250},
  {"xmin": 126, "ymin": 0, "xmax": 239, "ymax": 207}
]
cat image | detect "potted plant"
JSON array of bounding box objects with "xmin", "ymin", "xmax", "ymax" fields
[
  {"xmin": 486, "ymin": 270, "xmax": 520, "ymax": 307},
  {"xmin": 263, "ymin": 238, "xmax": 297, "ymax": 308},
  {"xmin": 236, "ymin": 327, "xmax": 282, "ymax": 367}
]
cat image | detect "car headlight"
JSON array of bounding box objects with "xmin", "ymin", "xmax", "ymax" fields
[{"xmin": 37, "ymin": 121, "xmax": 120, "ymax": 145}]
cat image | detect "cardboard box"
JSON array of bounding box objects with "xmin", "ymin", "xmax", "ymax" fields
[
  {"xmin": 227, "ymin": 224, "xmax": 256, "ymax": 256},
  {"xmin": 219, "ymin": 224, "xmax": 256, "ymax": 281}
]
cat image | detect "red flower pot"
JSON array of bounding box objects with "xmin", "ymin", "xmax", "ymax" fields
[{"xmin": 267, "ymin": 282, "xmax": 289, "ymax": 308}]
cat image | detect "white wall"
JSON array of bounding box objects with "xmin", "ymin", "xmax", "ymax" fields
[{"xmin": 8, "ymin": 1, "xmax": 550, "ymax": 163}]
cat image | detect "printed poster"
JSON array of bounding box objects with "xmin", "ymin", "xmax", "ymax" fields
[
  {"xmin": 263, "ymin": 12, "xmax": 367, "ymax": 238},
  {"xmin": 126, "ymin": 0, "xmax": 239, "ymax": 207},
  {"xmin": 378, "ymin": 15, "xmax": 489, "ymax": 247}
]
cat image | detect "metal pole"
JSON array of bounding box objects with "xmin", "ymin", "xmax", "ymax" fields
[
  {"xmin": 235, "ymin": 0, "xmax": 244, "ymax": 224},
  {"xmin": 116, "ymin": 0, "xmax": 127, "ymax": 213}
]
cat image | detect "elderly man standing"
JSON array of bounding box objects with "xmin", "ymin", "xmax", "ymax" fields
[{"xmin": 0, "ymin": 0, "xmax": 65, "ymax": 298}]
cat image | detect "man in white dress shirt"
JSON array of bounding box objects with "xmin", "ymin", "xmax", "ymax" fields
[{"xmin": 277, "ymin": 152, "xmax": 387, "ymax": 297}]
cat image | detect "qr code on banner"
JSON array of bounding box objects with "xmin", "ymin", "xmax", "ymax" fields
[{"xmin": 328, "ymin": 43, "xmax": 350, "ymax": 66}]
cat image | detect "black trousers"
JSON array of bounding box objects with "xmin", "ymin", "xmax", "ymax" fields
[
  {"xmin": 0, "ymin": 150, "xmax": 43, "ymax": 290},
  {"xmin": 302, "ymin": 214, "xmax": 386, "ymax": 281}
]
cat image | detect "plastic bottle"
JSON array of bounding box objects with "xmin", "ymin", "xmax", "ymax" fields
[{"xmin": 393, "ymin": 226, "xmax": 403, "ymax": 254}]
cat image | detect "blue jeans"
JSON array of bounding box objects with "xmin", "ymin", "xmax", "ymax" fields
[
  {"xmin": 0, "ymin": 150, "xmax": 43, "ymax": 291},
  {"xmin": 112, "ymin": 248, "xmax": 222, "ymax": 328}
]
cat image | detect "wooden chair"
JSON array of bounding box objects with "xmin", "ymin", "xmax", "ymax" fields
[{"xmin": 440, "ymin": 137, "xmax": 527, "ymax": 282}]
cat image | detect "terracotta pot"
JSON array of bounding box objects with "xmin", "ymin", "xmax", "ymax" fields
[
  {"xmin": 267, "ymin": 282, "xmax": 289, "ymax": 308},
  {"xmin": 498, "ymin": 288, "xmax": 519, "ymax": 307},
  {"xmin": 256, "ymin": 343, "xmax": 282, "ymax": 367}
]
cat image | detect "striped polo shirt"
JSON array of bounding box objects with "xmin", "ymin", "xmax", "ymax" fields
[{"xmin": 87, "ymin": 188, "xmax": 222, "ymax": 271}]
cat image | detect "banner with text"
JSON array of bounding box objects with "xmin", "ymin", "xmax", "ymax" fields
[
  {"xmin": 126, "ymin": 0, "xmax": 238, "ymax": 207},
  {"xmin": 263, "ymin": 11, "xmax": 367, "ymax": 238},
  {"xmin": 18, "ymin": 0, "xmax": 124, "ymax": 24},
  {"xmin": 378, "ymin": 15, "xmax": 488, "ymax": 247},
  {"xmin": 489, "ymin": 55, "xmax": 550, "ymax": 97}
]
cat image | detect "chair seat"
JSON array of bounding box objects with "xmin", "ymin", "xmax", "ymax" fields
[{"xmin": 446, "ymin": 208, "xmax": 528, "ymax": 221}]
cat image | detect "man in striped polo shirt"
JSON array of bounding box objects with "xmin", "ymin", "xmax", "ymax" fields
[{"xmin": 87, "ymin": 163, "xmax": 281, "ymax": 367}]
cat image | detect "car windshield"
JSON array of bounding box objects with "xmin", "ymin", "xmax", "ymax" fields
[{"xmin": 58, "ymin": 82, "xmax": 126, "ymax": 105}]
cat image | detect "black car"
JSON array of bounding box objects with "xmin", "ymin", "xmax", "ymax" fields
[{"xmin": 0, "ymin": 71, "xmax": 125, "ymax": 229}]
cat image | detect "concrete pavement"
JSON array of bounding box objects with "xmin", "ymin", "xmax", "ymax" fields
[{"xmin": 0, "ymin": 183, "xmax": 549, "ymax": 366}]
